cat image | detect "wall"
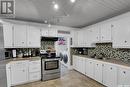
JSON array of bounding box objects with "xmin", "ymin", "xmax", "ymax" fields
[
  {"xmin": 41, "ymin": 41, "xmax": 55, "ymax": 50},
  {"xmin": 71, "ymin": 43, "xmax": 130, "ymax": 62},
  {"xmin": 88, "ymin": 43, "xmax": 130, "ymax": 61}
]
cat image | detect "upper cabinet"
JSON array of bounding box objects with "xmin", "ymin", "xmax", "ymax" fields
[
  {"xmin": 13, "ymin": 24, "xmax": 27, "ymax": 48},
  {"xmin": 112, "ymin": 16, "xmax": 130, "ymax": 48},
  {"xmin": 71, "ymin": 30, "xmax": 79, "ymax": 47},
  {"xmin": 41, "ymin": 27, "xmax": 57, "ymax": 37},
  {"xmin": 3, "ymin": 22, "xmax": 41, "ymax": 48},
  {"xmin": 3, "ymin": 23, "xmax": 13, "ymax": 48},
  {"xmin": 27, "ymin": 25, "xmax": 41, "ymax": 48},
  {"xmin": 48, "ymin": 28, "xmax": 57, "ymax": 37},
  {"xmin": 41, "ymin": 28, "xmax": 48, "ymax": 37},
  {"xmin": 100, "ymin": 22, "xmax": 112, "ymax": 42}
]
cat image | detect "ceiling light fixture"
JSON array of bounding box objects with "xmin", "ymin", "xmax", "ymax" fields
[
  {"xmin": 70, "ymin": 0, "xmax": 76, "ymax": 3},
  {"xmin": 53, "ymin": 2, "xmax": 59, "ymax": 10}
]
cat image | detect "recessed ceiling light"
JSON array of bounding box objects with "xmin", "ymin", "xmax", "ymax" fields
[
  {"xmin": 48, "ymin": 24, "xmax": 51, "ymax": 27},
  {"xmin": 54, "ymin": 3, "xmax": 59, "ymax": 10},
  {"xmin": 44, "ymin": 20, "xmax": 48, "ymax": 23},
  {"xmin": 70, "ymin": 0, "xmax": 76, "ymax": 3}
]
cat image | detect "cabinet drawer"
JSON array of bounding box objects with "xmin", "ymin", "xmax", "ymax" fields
[
  {"xmin": 29, "ymin": 61, "xmax": 41, "ymax": 72},
  {"xmin": 29, "ymin": 65, "xmax": 41, "ymax": 72},
  {"xmin": 29, "ymin": 72, "xmax": 41, "ymax": 81}
]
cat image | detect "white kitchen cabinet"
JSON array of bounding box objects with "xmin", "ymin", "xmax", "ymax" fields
[
  {"xmin": 85, "ymin": 59, "xmax": 94, "ymax": 79},
  {"xmin": 73, "ymin": 56, "xmax": 86, "ymax": 75},
  {"xmin": 29, "ymin": 60, "xmax": 41, "ymax": 82},
  {"xmin": 118, "ymin": 67, "xmax": 130, "ymax": 86},
  {"xmin": 29, "ymin": 60, "xmax": 41, "ymax": 73},
  {"xmin": 41, "ymin": 28, "xmax": 49, "ymax": 36},
  {"xmin": 94, "ymin": 61, "xmax": 103, "ymax": 83},
  {"xmin": 13, "ymin": 24, "xmax": 27, "ymax": 48},
  {"xmin": 78, "ymin": 30, "xmax": 84, "ymax": 47},
  {"xmin": 71, "ymin": 30, "xmax": 78, "ymax": 47},
  {"xmin": 73, "ymin": 55, "xmax": 77, "ymax": 70},
  {"xmin": 6, "ymin": 64, "xmax": 11, "ymax": 87},
  {"xmin": 112, "ymin": 16, "xmax": 130, "ymax": 48},
  {"xmin": 10, "ymin": 61, "xmax": 29, "ymax": 86},
  {"xmin": 48, "ymin": 28, "xmax": 57, "ymax": 37},
  {"xmin": 100, "ymin": 22, "xmax": 112, "ymax": 42},
  {"xmin": 102, "ymin": 63, "xmax": 117, "ymax": 87},
  {"xmin": 3, "ymin": 23, "xmax": 13, "ymax": 48},
  {"xmin": 29, "ymin": 72, "xmax": 41, "ymax": 82},
  {"xmin": 27, "ymin": 25, "xmax": 40, "ymax": 48}
]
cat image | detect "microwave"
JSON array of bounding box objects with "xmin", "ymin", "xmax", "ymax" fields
[{"xmin": 5, "ymin": 51, "xmax": 11, "ymax": 59}]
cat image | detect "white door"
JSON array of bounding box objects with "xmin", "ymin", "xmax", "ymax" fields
[
  {"xmin": 100, "ymin": 22, "xmax": 112, "ymax": 42},
  {"xmin": 118, "ymin": 67, "xmax": 130, "ymax": 86},
  {"xmin": 85, "ymin": 59, "xmax": 94, "ymax": 79},
  {"xmin": 94, "ymin": 61, "xmax": 103, "ymax": 83},
  {"xmin": 11, "ymin": 61, "xmax": 28, "ymax": 86},
  {"xmin": 13, "ymin": 24, "xmax": 27, "ymax": 48},
  {"xmin": 103, "ymin": 64, "xmax": 117, "ymax": 87},
  {"xmin": 3, "ymin": 23, "xmax": 13, "ymax": 48},
  {"xmin": 27, "ymin": 25, "xmax": 40, "ymax": 48}
]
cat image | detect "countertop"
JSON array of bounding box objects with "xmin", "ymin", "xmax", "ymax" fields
[
  {"xmin": 0, "ymin": 56, "xmax": 41, "ymax": 65},
  {"xmin": 73, "ymin": 55, "xmax": 130, "ymax": 68}
]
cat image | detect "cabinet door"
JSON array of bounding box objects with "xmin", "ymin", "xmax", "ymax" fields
[
  {"xmin": 85, "ymin": 59, "xmax": 94, "ymax": 79},
  {"xmin": 81, "ymin": 57, "xmax": 86, "ymax": 75},
  {"xmin": 103, "ymin": 64, "xmax": 117, "ymax": 87},
  {"xmin": 27, "ymin": 26, "xmax": 40, "ymax": 48},
  {"xmin": 112, "ymin": 17, "xmax": 130, "ymax": 48},
  {"xmin": 118, "ymin": 67, "xmax": 130, "ymax": 86},
  {"xmin": 41, "ymin": 28, "xmax": 48, "ymax": 36},
  {"xmin": 94, "ymin": 61, "xmax": 103, "ymax": 83},
  {"xmin": 6, "ymin": 64, "xmax": 11, "ymax": 87},
  {"xmin": 73, "ymin": 56, "xmax": 77, "ymax": 70},
  {"xmin": 3, "ymin": 23, "xmax": 13, "ymax": 48},
  {"xmin": 13, "ymin": 24, "xmax": 27, "ymax": 48},
  {"xmin": 11, "ymin": 61, "xmax": 28, "ymax": 86},
  {"xmin": 72, "ymin": 31, "xmax": 78, "ymax": 47},
  {"xmin": 48, "ymin": 28, "xmax": 57, "ymax": 37},
  {"xmin": 100, "ymin": 23, "xmax": 112, "ymax": 42}
]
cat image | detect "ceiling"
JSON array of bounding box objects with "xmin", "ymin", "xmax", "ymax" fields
[{"xmin": 13, "ymin": 0, "xmax": 130, "ymax": 28}]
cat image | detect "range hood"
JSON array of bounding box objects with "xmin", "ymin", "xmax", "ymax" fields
[{"xmin": 41, "ymin": 37, "xmax": 58, "ymax": 41}]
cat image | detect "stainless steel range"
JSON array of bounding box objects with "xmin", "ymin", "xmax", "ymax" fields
[{"xmin": 41, "ymin": 57, "xmax": 61, "ymax": 81}]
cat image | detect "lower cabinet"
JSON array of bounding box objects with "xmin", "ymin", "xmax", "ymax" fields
[
  {"xmin": 10, "ymin": 61, "xmax": 29, "ymax": 86},
  {"xmin": 85, "ymin": 59, "xmax": 94, "ymax": 79},
  {"xmin": 102, "ymin": 64, "xmax": 117, "ymax": 87},
  {"xmin": 93, "ymin": 61, "xmax": 103, "ymax": 83},
  {"xmin": 73, "ymin": 55, "xmax": 130, "ymax": 87},
  {"xmin": 7, "ymin": 60, "xmax": 41, "ymax": 87},
  {"xmin": 29, "ymin": 60, "xmax": 41, "ymax": 82},
  {"xmin": 118, "ymin": 67, "xmax": 130, "ymax": 86}
]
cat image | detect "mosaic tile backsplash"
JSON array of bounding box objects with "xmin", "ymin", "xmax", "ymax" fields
[
  {"xmin": 41, "ymin": 41, "xmax": 55, "ymax": 50},
  {"xmin": 88, "ymin": 43, "xmax": 130, "ymax": 60}
]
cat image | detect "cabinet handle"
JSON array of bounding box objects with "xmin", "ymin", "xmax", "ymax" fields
[
  {"xmin": 110, "ymin": 67, "xmax": 112, "ymax": 70},
  {"xmin": 90, "ymin": 62, "xmax": 92, "ymax": 64},
  {"xmin": 111, "ymin": 24, "xmax": 114, "ymax": 28},
  {"xmin": 124, "ymin": 41, "xmax": 127, "ymax": 43},
  {"xmin": 123, "ymin": 71, "xmax": 126, "ymax": 74},
  {"xmin": 22, "ymin": 42, "xmax": 24, "ymax": 44},
  {"xmin": 102, "ymin": 64, "xmax": 104, "ymax": 67},
  {"xmin": 97, "ymin": 64, "xmax": 98, "ymax": 66}
]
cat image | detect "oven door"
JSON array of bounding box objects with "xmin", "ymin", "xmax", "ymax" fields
[{"xmin": 45, "ymin": 60, "xmax": 59, "ymax": 70}]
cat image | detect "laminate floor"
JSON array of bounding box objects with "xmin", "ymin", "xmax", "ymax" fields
[{"xmin": 15, "ymin": 70, "xmax": 105, "ymax": 87}]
